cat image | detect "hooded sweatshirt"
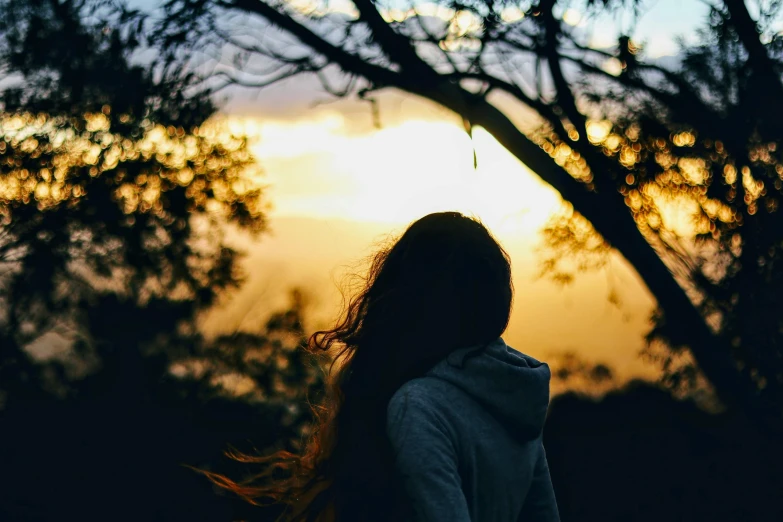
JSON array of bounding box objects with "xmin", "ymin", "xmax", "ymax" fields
[{"xmin": 386, "ymin": 337, "xmax": 560, "ymax": 522}]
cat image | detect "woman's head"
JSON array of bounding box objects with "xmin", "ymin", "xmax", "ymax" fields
[
  {"xmin": 329, "ymin": 211, "xmax": 513, "ymax": 398},
  {"xmin": 207, "ymin": 212, "xmax": 513, "ymax": 521}
]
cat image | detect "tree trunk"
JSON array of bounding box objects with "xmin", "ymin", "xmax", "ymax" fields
[{"xmin": 449, "ymin": 95, "xmax": 777, "ymax": 431}]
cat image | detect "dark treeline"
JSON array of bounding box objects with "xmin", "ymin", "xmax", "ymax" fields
[
  {"xmin": 0, "ymin": 0, "xmax": 781, "ymax": 521},
  {"xmin": 3, "ymin": 379, "xmax": 782, "ymax": 521},
  {"xmin": 0, "ymin": 1, "xmax": 319, "ymax": 519},
  {"xmin": 546, "ymin": 383, "xmax": 783, "ymax": 522}
]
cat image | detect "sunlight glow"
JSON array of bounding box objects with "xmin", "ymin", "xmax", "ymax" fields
[
  {"xmin": 1, "ymin": 113, "xmax": 260, "ymax": 220},
  {"xmin": 562, "ymin": 8, "xmax": 584, "ymax": 27},
  {"xmin": 586, "ymin": 120, "xmax": 613, "ymax": 144},
  {"xmin": 601, "ymin": 57, "xmax": 624, "ymax": 76},
  {"xmin": 500, "ymin": 7, "xmax": 525, "ymax": 23},
  {"xmin": 232, "ymin": 114, "xmax": 562, "ymax": 235}
]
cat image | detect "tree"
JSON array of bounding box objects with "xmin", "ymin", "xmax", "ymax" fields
[
  {"xmin": 0, "ymin": 0, "xmax": 324, "ymax": 438},
  {"xmin": 0, "ymin": 289, "xmax": 325, "ymax": 521},
  {"xmin": 155, "ymin": 0, "xmax": 783, "ymax": 429},
  {"xmin": 0, "ymin": 3, "xmax": 325, "ymax": 517},
  {"xmin": 0, "ymin": 0, "xmax": 266, "ymax": 404}
]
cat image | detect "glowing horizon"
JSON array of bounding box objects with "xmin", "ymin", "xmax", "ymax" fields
[
  {"xmin": 202, "ymin": 107, "xmax": 659, "ymax": 383},
  {"xmin": 227, "ymin": 112, "xmax": 564, "ymax": 237}
]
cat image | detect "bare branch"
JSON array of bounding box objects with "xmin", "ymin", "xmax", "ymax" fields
[
  {"xmin": 350, "ymin": 0, "xmax": 439, "ymax": 81},
  {"xmin": 404, "ymin": 1, "xmax": 458, "ymax": 73},
  {"xmin": 561, "ymin": 54, "xmax": 728, "ymax": 134},
  {"xmin": 212, "ymin": 66, "xmax": 315, "ymax": 89},
  {"xmin": 723, "ymin": 0, "xmax": 783, "ymax": 91},
  {"xmin": 315, "ymin": 69, "xmax": 358, "ymax": 97},
  {"xmin": 221, "ymin": 0, "xmax": 403, "ymax": 87}
]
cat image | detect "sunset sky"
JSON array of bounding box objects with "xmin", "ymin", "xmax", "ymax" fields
[
  {"xmin": 199, "ymin": 92, "xmax": 658, "ymax": 384},
  {"xmin": 129, "ymin": 0, "xmax": 722, "ymax": 382}
]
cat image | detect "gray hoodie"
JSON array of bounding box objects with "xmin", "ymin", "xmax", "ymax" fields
[{"xmin": 386, "ymin": 338, "xmax": 560, "ymax": 522}]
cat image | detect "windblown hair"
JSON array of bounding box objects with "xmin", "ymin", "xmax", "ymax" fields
[{"xmin": 203, "ymin": 212, "xmax": 513, "ymax": 521}]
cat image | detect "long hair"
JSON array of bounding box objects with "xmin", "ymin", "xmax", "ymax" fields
[{"xmin": 203, "ymin": 212, "xmax": 513, "ymax": 521}]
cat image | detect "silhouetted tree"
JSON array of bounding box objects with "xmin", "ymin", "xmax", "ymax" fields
[
  {"xmin": 0, "ymin": 290, "xmax": 323, "ymax": 521},
  {"xmin": 0, "ymin": 4, "xmax": 324, "ymax": 519},
  {"xmin": 548, "ymin": 351, "xmax": 616, "ymax": 397},
  {"xmin": 0, "ymin": 0, "xmax": 266, "ymax": 404},
  {"xmin": 154, "ymin": 0, "xmax": 783, "ymax": 429}
]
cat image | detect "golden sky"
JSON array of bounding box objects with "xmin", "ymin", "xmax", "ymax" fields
[{"xmin": 203, "ymin": 93, "xmax": 659, "ymax": 383}]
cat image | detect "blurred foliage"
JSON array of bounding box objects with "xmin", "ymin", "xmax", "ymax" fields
[
  {"xmin": 0, "ymin": 0, "xmax": 268, "ymax": 403},
  {"xmin": 0, "ymin": 289, "xmax": 325, "ymax": 521},
  {"xmin": 547, "ymin": 351, "xmax": 616, "ymax": 398},
  {"xmin": 0, "ymin": 1, "xmax": 325, "ymax": 519},
  {"xmin": 537, "ymin": 207, "xmax": 612, "ymax": 286},
  {"xmin": 536, "ymin": 1, "xmax": 783, "ymax": 411},
  {"xmin": 171, "ymin": 289, "xmax": 328, "ymax": 437}
]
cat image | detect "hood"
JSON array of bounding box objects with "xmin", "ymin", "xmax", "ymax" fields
[{"xmin": 427, "ymin": 337, "xmax": 551, "ymax": 441}]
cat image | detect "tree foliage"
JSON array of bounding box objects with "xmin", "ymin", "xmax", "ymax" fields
[
  {"xmin": 0, "ymin": 4, "xmax": 325, "ymax": 518},
  {"xmin": 0, "ymin": 0, "xmax": 323, "ymax": 462},
  {"xmin": 0, "ymin": 0, "xmax": 271, "ymax": 404}
]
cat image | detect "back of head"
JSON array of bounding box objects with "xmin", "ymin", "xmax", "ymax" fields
[
  {"xmin": 342, "ymin": 211, "xmax": 513, "ymax": 398},
  {"xmin": 205, "ymin": 212, "xmax": 514, "ymax": 522}
]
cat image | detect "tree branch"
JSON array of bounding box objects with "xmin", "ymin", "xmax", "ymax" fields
[
  {"xmin": 351, "ymin": 0, "xmax": 439, "ymax": 80},
  {"xmin": 723, "ymin": 0, "xmax": 782, "ymax": 88},
  {"xmin": 446, "ymin": 71, "xmax": 554, "ymax": 120},
  {"xmin": 223, "ymin": 0, "xmax": 403, "ymax": 88},
  {"xmin": 540, "ymin": 7, "xmax": 618, "ymax": 197},
  {"xmin": 560, "ymin": 54, "xmax": 727, "ymax": 133},
  {"xmin": 212, "ymin": 66, "xmax": 314, "ymax": 89},
  {"xmin": 468, "ymin": 96, "xmax": 773, "ymax": 427},
  {"xmin": 405, "ymin": 0, "xmax": 458, "ymax": 73}
]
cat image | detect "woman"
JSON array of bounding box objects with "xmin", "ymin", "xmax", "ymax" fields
[{"xmin": 211, "ymin": 212, "xmax": 560, "ymax": 522}]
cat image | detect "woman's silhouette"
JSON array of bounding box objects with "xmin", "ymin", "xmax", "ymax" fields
[{"xmin": 210, "ymin": 212, "xmax": 559, "ymax": 522}]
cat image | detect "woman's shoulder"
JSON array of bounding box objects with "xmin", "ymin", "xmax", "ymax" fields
[
  {"xmin": 389, "ymin": 376, "xmax": 454, "ymax": 406},
  {"xmin": 387, "ymin": 376, "xmax": 467, "ymax": 424},
  {"xmin": 386, "ymin": 377, "xmax": 459, "ymax": 442}
]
